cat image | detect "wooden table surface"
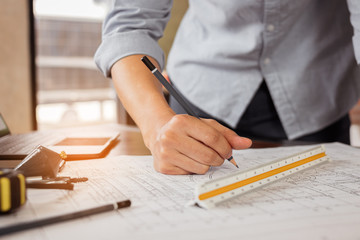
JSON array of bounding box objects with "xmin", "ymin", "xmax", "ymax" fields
[
  {"xmin": 107, "ymin": 128, "xmax": 150, "ymax": 156},
  {"xmin": 0, "ymin": 123, "xmax": 319, "ymax": 169},
  {"xmin": 104, "ymin": 125, "xmax": 314, "ymax": 156}
]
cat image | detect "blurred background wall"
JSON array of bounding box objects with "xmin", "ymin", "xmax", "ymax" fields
[{"xmin": 0, "ymin": 0, "xmax": 36, "ymax": 133}]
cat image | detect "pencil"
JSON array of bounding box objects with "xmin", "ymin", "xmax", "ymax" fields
[
  {"xmin": 0, "ymin": 199, "xmax": 131, "ymax": 236},
  {"xmin": 141, "ymin": 56, "xmax": 238, "ymax": 168},
  {"xmin": 26, "ymin": 182, "xmax": 74, "ymax": 190}
]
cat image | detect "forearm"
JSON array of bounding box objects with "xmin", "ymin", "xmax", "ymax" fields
[
  {"xmin": 110, "ymin": 55, "xmax": 175, "ymax": 148},
  {"xmin": 110, "ymin": 55, "xmax": 251, "ymax": 175}
]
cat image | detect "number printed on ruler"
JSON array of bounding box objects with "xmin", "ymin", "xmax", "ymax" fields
[{"xmin": 195, "ymin": 145, "xmax": 331, "ymax": 209}]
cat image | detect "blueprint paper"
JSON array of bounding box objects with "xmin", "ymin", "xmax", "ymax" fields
[{"xmin": 1, "ymin": 143, "xmax": 360, "ymax": 240}]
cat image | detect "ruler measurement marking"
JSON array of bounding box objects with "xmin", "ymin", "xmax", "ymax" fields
[
  {"xmin": 198, "ymin": 152, "xmax": 326, "ymax": 201},
  {"xmin": 201, "ymin": 147, "xmax": 324, "ymax": 192}
]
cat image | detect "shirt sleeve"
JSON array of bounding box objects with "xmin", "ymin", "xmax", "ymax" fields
[
  {"xmin": 94, "ymin": 0, "xmax": 173, "ymax": 77},
  {"xmin": 348, "ymin": 0, "xmax": 360, "ymax": 64}
]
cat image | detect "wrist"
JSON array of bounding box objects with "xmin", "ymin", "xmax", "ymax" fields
[{"xmin": 139, "ymin": 108, "xmax": 175, "ymax": 150}]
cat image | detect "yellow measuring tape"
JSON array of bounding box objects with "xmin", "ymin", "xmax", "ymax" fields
[{"xmin": 0, "ymin": 169, "xmax": 26, "ymax": 213}]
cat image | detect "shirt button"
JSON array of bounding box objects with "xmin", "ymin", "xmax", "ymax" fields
[
  {"xmin": 264, "ymin": 58, "xmax": 271, "ymax": 65},
  {"xmin": 267, "ymin": 24, "xmax": 275, "ymax": 32}
]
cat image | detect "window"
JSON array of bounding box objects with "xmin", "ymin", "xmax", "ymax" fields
[{"xmin": 34, "ymin": 0, "xmax": 116, "ymax": 130}]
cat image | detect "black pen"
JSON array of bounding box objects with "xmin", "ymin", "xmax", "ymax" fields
[
  {"xmin": 0, "ymin": 199, "xmax": 131, "ymax": 236},
  {"xmin": 141, "ymin": 56, "xmax": 238, "ymax": 168}
]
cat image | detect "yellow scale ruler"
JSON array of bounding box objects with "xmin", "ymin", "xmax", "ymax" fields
[{"xmin": 195, "ymin": 145, "xmax": 330, "ymax": 209}]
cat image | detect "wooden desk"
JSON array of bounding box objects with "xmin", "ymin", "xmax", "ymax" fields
[
  {"xmin": 2, "ymin": 125, "xmax": 359, "ymax": 239},
  {"xmin": 0, "ymin": 123, "xmax": 320, "ymax": 169},
  {"xmin": 107, "ymin": 126, "xmax": 313, "ymax": 155},
  {"xmin": 55, "ymin": 123, "xmax": 151, "ymax": 157},
  {"xmin": 106, "ymin": 127, "xmax": 150, "ymax": 156},
  {"xmin": 0, "ymin": 124, "xmax": 150, "ymax": 169}
]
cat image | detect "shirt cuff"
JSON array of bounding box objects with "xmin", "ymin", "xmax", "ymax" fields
[
  {"xmin": 353, "ymin": 34, "xmax": 360, "ymax": 65},
  {"xmin": 94, "ymin": 31, "xmax": 165, "ymax": 78}
]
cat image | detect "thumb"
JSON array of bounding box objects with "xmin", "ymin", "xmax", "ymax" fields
[
  {"xmin": 202, "ymin": 119, "xmax": 252, "ymax": 149},
  {"xmin": 223, "ymin": 129, "xmax": 252, "ymax": 150}
]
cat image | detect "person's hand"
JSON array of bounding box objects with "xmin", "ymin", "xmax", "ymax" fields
[
  {"xmin": 146, "ymin": 114, "xmax": 252, "ymax": 175},
  {"xmin": 110, "ymin": 56, "xmax": 251, "ymax": 175}
]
